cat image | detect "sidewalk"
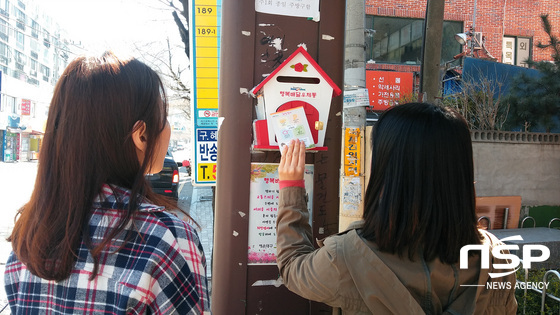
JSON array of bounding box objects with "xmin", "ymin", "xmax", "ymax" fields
[
  {"xmin": 186, "ymin": 185, "xmax": 214, "ymax": 280},
  {"xmin": 0, "ymin": 165, "xmax": 215, "ymax": 310}
]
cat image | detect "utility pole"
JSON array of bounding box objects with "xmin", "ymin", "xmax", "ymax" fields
[
  {"xmin": 212, "ymin": 0, "xmax": 254, "ymax": 313},
  {"xmin": 419, "ymin": 0, "xmax": 445, "ymax": 103},
  {"xmin": 340, "ymin": 0, "xmax": 367, "ymax": 230},
  {"xmin": 213, "ymin": 0, "xmax": 345, "ymax": 313}
]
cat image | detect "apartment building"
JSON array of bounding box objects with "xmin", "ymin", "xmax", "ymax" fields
[{"xmin": 0, "ymin": 0, "xmax": 73, "ymax": 162}]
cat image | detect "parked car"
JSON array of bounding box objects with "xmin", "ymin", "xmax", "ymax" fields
[{"xmin": 146, "ymin": 151, "xmax": 182, "ymax": 199}]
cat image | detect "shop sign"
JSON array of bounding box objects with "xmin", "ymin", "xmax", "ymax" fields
[
  {"xmin": 366, "ymin": 71, "xmax": 414, "ymax": 110},
  {"xmin": 21, "ymin": 99, "xmax": 31, "ymax": 116}
]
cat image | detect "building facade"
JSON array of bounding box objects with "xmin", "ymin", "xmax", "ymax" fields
[
  {"xmin": 0, "ymin": 0, "xmax": 74, "ymax": 162},
  {"xmin": 364, "ymin": 0, "xmax": 559, "ymax": 107},
  {"xmin": 366, "ymin": 0, "xmax": 559, "ymax": 66}
]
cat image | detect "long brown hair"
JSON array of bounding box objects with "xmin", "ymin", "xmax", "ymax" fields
[{"xmin": 9, "ymin": 52, "xmax": 185, "ymax": 281}]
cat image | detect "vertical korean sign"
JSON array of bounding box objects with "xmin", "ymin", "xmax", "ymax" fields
[
  {"xmin": 191, "ymin": 0, "xmax": 221, "ymax": 185},
  {"xmin": 21, "ymin": 99, "xmax": 31, "ymax": 116}
]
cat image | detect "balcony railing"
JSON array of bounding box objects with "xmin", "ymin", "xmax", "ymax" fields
[
  {"xmin": 16, "ymin": 19, "xmax": 25, "ymax": 31},
  {"xmin": 26, "ymin": 77, "xmax": 39, "ymax": 86}
]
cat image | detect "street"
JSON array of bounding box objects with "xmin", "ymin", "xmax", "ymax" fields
[{"xmin": 0, "ymin": 161, "xmax": 214, "ymax": 310}]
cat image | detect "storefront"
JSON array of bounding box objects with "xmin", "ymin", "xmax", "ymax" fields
[
  {"xmin": 2, "ymin": 128, "xmax": 20, "ymax": 162},
  {"xmin": 29, "ymin": 131, "xmax": 43, "ymax": 160},
  {"xmin": 19, "ymin": 132, "xmax": 30, "ymax": 162}
]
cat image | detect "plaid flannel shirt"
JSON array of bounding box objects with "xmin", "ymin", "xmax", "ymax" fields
[{"xmin": 4, "ymin": 184, "xmax": 210, "ymax": 314}]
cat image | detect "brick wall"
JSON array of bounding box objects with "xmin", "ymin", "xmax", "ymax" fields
[{"xmin": 365, "ymin": 0, "xmax": 560, "ymax": 63}]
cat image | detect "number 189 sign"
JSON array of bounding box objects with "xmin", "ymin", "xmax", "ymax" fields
[{"xmin": 191, "ymin": 0, "xmax": 221, "ymax": 185}]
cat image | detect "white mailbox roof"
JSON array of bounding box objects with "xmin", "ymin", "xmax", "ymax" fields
[{"xmin": 251, "ymin": 46, "xmax": 342, "ymax": 97}]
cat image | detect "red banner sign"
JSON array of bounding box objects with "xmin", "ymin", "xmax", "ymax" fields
[
  {"xmin": 21, "ymin": 99, "xmax": 31, "ymax": 116},
  {"xmin": 366, "ymin": 71, "xmax": 414, "ymax": 111}
]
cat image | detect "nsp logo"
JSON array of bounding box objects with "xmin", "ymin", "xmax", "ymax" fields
[{"xmin": 460, "ymin": 235, "xmax": 550, "ymax": 278}]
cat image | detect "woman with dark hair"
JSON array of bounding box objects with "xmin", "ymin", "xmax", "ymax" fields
[
  {"xmin": 5, "ymin": 52, "xmax": 210, "ymax": 314},
  {"xmin": 277, "ymin": 103, "xmax": 517, "ymax": 314}
]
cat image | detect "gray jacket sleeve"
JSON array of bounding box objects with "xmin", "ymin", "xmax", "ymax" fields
[{"xmin": 276, "ymin": 186, "xmax": 341, "ymax": 303}]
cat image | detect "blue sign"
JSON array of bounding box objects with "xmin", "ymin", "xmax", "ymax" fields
[{"xmin": 197, "ymin": 129, "xmax": 218, "ymax": 141}]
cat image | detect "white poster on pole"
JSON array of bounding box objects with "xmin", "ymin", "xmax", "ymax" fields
[
  {"xmin": 255, "ymin": 0, "xmax": 320, "ymax": 19},
  {"xmin": 248, "ymin": 163, "xmax": 314, "ymax": 265}
]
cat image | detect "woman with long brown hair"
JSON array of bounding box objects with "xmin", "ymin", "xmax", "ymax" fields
[{"xmin": 4, "ymin": 52, "xmax": 210, "ymax": 314}]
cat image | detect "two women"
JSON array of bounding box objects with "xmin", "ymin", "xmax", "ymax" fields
[
  {"xmin": 5, "ymin": 53, "xmax": 210, "ymax": 314},
  {"xmin": 277, "ymin": 103, "xmax": 517, "ymax": 314}
]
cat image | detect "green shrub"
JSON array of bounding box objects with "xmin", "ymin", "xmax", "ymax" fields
[{"xmin": 515, "ymin": 268, "xmax": 560, "ymax": 314}]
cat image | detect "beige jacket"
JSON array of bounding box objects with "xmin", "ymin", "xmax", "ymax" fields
[{"xmin": 276, "ymin": 187, "xmax": 517, "ymax": 314}]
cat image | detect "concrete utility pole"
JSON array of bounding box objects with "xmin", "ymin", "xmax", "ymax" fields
[
  {"xmin": 340, "ymin": 0, "xmax": 367, "ymax": 230},
  {"xmin": 419, "ymin": 0, "xmax": 445, "ymax": 103}
]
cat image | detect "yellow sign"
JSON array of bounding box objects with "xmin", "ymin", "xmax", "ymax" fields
[
  {"xmin": 193, "ymin": 1, "xmax": 219, "ymax": 110},
  {"xmin": 197, "ymin": 163, "xmax": 217, "ymax": 182},
  {"xmin": 192, "ymin": 0, "xmax": 221, "ymax": 186},
  {"xmin": 344, "ymin": 127, "xmax": 361, "ymax": 176}
]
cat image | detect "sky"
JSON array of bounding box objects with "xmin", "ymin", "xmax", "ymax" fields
[
  {"xmin": 35, "ymin": 0, "xmax": 192, "ymax": 104},
  {"xmin": 37, "ymin": 0, "xmax": 184, "ymax": 57}
]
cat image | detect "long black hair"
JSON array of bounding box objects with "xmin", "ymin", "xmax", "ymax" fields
[{"xmin": 362, "ymin": 103, "xmax": 481, "ymax": 264}]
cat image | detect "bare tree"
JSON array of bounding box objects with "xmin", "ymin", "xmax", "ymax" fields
[
  {"xmin": 443, "ymin": 72, "xmax": 509, "ymax": 131},
  {"xmin": 157, "ymin": 0, "xmax": 190, "ymax": 61},
  {"xmin": 124, "ymin": 0, "xmax": 191, "ymax": 120},
  {"xmin": 134, "ymin": 38, "xmax": 191, "ymax": 119}
]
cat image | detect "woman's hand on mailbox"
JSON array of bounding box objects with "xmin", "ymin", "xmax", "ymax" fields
[{"xmin": 279, "ymin": 139, "xmax": 306, "ymax": 181}]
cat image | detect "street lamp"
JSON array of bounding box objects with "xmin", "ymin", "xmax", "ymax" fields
[
  {"xmin": 453, "ymin": 28, "xmax": 496, "ymax": 61},
  {"xmin": 454, "ymin": 32, "xmax": 468, "ymax": 46}
]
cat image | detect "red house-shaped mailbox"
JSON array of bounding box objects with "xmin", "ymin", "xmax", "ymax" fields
[{"xmin": 251, "ymin": 46, "xmax": 342, "ymax": 150}]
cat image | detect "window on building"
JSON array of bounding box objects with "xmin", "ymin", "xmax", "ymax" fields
[
  {"xmin": 14, "ymin": 49, "xmax": 25, "ymax": 73},
  {"xmin": 30, "ymin": 58, "xmax": 37, "ymax": 77},
  {"xmin": 40, "ymin": 64, "xmax": 50, "ymax": 82},
  {"xmin": 43, "ymin": 47, "xmax": 50, "ymax": 64},
  {"xmin": 502, "ymin": 36, "xmax": 531, "ymax": 68},
  {"xmin": 15, "ymin": 7, "xmax": 25, "ymax": 30},
  {"xmin": 0, "ymin": 41, "xmax": 9, "ymax": 65},
  {"xmin": 0, "ymin": 0, "xmax": 8, "ymax": 16},
  {"xmin": 16, "ymin": 30, "xmax": 25, "ymax": 50},
  {"xmin": 7, "ymin": 95, "xmax": 16, "ymax": 114},
  {"xmin": 14, "ymin": 50, "xmax": 25, "ymax": 63},
  {"xmin": 31, "ymin": 19, "xmax": 39, "ymax": 38},
  {"xmin": 0, "ymin": 17, "xmax": 7, "ymax": 41},
  {"xmin": 43, "ymin": 30, "xmax": 51, "ymax": 48},
  {"xmin": 366, "ymin": 16, "xmax": 463, "ymax": 65},
  {"xmin": 30, "ymin": 38, "xmax": 39, "ymax": 59}
]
